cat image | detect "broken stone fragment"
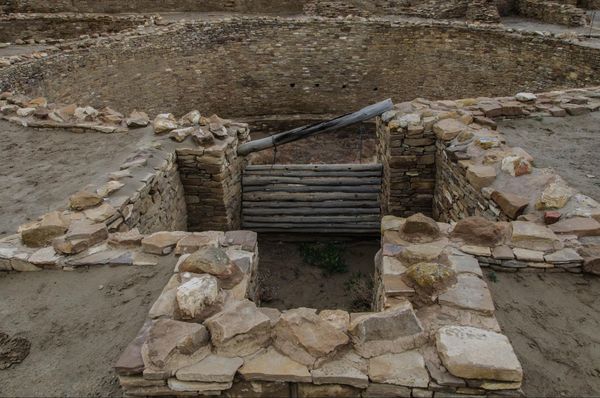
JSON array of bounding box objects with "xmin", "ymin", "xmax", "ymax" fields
[
  {"xmin": 191, "ymin": 127, "xmax": 214, "ymax": 146},
  {"xmin": 579, "ymin": 245, "xmax": 600, "ymax": 275},
  {"xmin": 501, "ymin": 155, "xmax": 532, "ymax": 177},
  {"xmin": 368, "ymin": 351, "xmax": 430, "ymax": 388},
  {"xmin": 114, "ymin": 320, "xmax": 152, "ymax": 376},
  {"xmin": 438, "ymin": 274, "xmax": 495, "ymax": 315},
  {"xmin": 466, "ymin": 165, "xmax": 497, "ymax": 191},
  {"xmin": 399, "ymin": 243, "xmax": 445, "ymax": 265},
  {"xmin": 549, "ymin": 217, "xmax": 600, "ymax": 237},
  {"xmin": 544, "ymin": 210, "xmax": 562, "ymax": 225},
  {"xmin": 436, "ymin": 326, "xmax": 523, "ymax": 382},
  {"xmin": 515, "ymin": 92, "xmax": 537, "ymax": 102},
  {"xmin": 169, "ymin": 126, "xmax": 196, "ymax": 142},
  {"xmin": 176, "ymin": 354, "xmax": 243, "ymax": 383},
  {"xmin": 204, "ymin": 299, "xmax": 271, "ymax": 357},
  {"xmin": 510, "ymin": 221, "xmax": 560, "ymax": 251},
  {"xmin": 69, "ymin": 190, "xmax": 103, "ymax": 211},
  {"xmin": 179, "ymin": 246, "xmax": 243, "ymax": 289},
  {"xmin": 108, "ymin": 228, "xmax": 143, "ymax": 247},
  {"xmin": 404, "ymin": 262, "xmax": 457, "ymax": 303},
  {"xmin": 16, "ymin": 107, "xmax": 35, "ymax": 117},
  {"xmin": 399, "ymin": 213, "xmax": 440, "ymax": 242},
  {"xmin": 96, "ymin": 180, "xmax": 124, "ymax": 197},
  {"xmin": 222, "ymin": 230, "xmax": 258, "ymax": 251},
  {"xmin": 433, "ymin": 118, "xmax": 466, "ymax": 141},
  {"xmin": 272, "ymin": 307, "xmax": 349, "ymax": 367},
  {"xmin": 174, "ymin": 233, "xmax": 217, "ymax": 255},
  {"xmin": 83, "ymin": 203, "xmax": 117, "ymax": 223},
  {"xmin": 311, "ymin": 350, "xmax": 369, "ymax": 389},
  {"xmin": 176, "ymin": 275, "xmax": 221, "ymax": 321},
  {"xmin": 142, "ymin": 319, "xmax": 210, "ymax": 369},
  {"xmin": 153, "ymin": 113, "xmax": 178, "ymax": 134},
  {"xmin": 491, "ymin": 191, "xmax": 529, "ymax": 220},
  {"xmin": 179, "ymin": 110, "xmax": 201, "ymax": 126},
  {"xmin": 126, "ymin": 110, "xmax": 150, "ymax": 127},
  {"xmin": 141, "ymin": 231, "xmax": 188, "ymax": 255},
  {"xmin": 19, "ymin": 211, "xmax": 70, "ymax": 247},
  {"xmin": 319, "ymin": 310, "xmax": 350, "ymax": 332},
  {"xmin": 29, "ymin": 246, "xmax": 63, "ymax": 267},
  {"xmin": 53, "ymin": 221, "xmax": 108, "ymax": 255},
  {"xmin": 238, "ymin": 347, "xmax": 312, "ymax": 383},
  {"xmin": 544, "ymin": 248, "xmax": 582, "ymax": 264},
  {"xmin": 451, "ymin": 216, "xmax": 507, "ymax": 246},
  {"xmin": 535, "ymin": 181, "xmax": 573, "ymax": 210},
  {"xmin": 513, "ymin": 248, "xmax": 545, "ymax": 262},
  {"xmin": 74, "ymin": 106, "xmax": 98, "ymax": 121}
]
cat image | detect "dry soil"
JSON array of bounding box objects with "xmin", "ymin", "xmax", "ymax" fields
[{"xmin": 0, "ymin": 120, "xmax": 149, "ymax": 238}]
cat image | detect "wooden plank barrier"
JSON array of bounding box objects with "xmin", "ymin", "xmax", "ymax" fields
[{"xmin": 241, "ymin": 163, "xmax": 382, "ymax": 233}]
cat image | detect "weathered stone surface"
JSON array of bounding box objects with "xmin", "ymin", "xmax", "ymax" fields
[
  {"xmin": 142, "ymin": 231, "xmax": 188, "ymax": 255},
  {"xmin": 311, "ymin": 350, "xmax": 368, "ymax": 388},
  {"xmin": 446, "ymin": 254, "xmax": 482, "ymax": 277},
  {"xmin": 513, "ymin": 248, "xmax": 545, "ymax": 262},
  {"xmin": 221, "ymin": 380, "xmax": 289, "ymax": 398},
  {"xmin": 515, "ymin": 92, "xmax": 537, "ymax": 102},
  {"xmin": 368, "ymin": 351, "xmax": 429, "ymax": 388},
  {"xmin": 84, "ymin": 203, "xmax": 117, "ymax": 223},
  {"xmin": 351, "ymin": 304, "xmax": 423, "ymax": 345},
  {"xmin": 580, "ymin": 245, "xmax": 600, "ymax": 275},
  {"xmin": 176, "ymin": 355, "xmax": 243, "ymax": 383},
  {"xmin": 466, "ymin": 165, "xmax": 497, "ymax": 191},
  {"xmin": 438, "ymin": 274, "xmax": 495, "ymax": 315},
  {"xmin": 175, "ymin": 233, "xmax": 217, "ymax": 255},
  {"xmin": 259, "ymin": 307, "xmax": 282, "ymax": 326},
  {"xmin": 205, "ymin": 299, "xmax": 271, "ymax": 357},
  {"xmin": 28, "ymin": 246, "xmax": 62, "ymax": 266},
  {"xmin": 222, "ymin": 230, "xmax": 258, "ymax": 251},
  {"xmin": 118, "ymin": 375, "xmax": 166, "ymax": 389},
  {"xmin": 109, "ymin": 228, "xmax": 143, "ymax": 247},
  {"xmin": 170, "ymin": 126, "xmax": 197, "ymax": 142},
  {"xmin": 53, "ymin": 221, "xmax": 108, "ymax": 255},
  {"xmin": 451, "ymin": 217, "xmax": 506, "ymax": 246},
  {"xmin": 142, "ymin": 319, "xmax": 209, "ymax": 369},
  {"xmin": 167, "ymin": 378, "xmax": 231, "ymax": 392},
  {"xmin": 511, "ymin": 221, "xmax": 560, "ymax": 251},
  {"xmin": 20, "ymin": 211, "xmax": 69, "ymax": 247},
  {"xmin": 180, "ymin": 247, "xmax": 243, "ymax": 288},
  {"xmin": 273, "ymin": 307, "xmax": 349, "ymax": 367},
  {"xmin": 319, "ymin": 310, "xmax": 350, "ymax": 332},
  {"xmin": 399, "ymin": 243, "xmax": 445, "ymax": 264},
  {"xmin": 536, "ymin": 181, "xmax": 573, "ymax": 210},
  {"xmin": 436, "ymin": 326, "xmax": 522, "ymax": 382},
  {"xmin": 491, "ymin": 191, "xmax": 529, "ymax": 219},
  {"xmin": 544, "ymin": 248, "xmax": 582, "ymax": 264},
  {"xmin": 115, "ymin": 320, "xmax": 152, "ymax": 376},
  {"xmin": 549, "ymin": 217, "xmax": 600, "ymax": 237},
  {"xmin": 126, "ymin": 110, "xmax": 150, "ymax": 127},
  {"xmin": 460, "ymin": 245, "xmax": 491, "ymax": 257},
  {"xmin": 420, "ymin": 344, "xmax": 466, "ymax": 388},
  {"xmin": 176, "ymin": 275, "xmax": 220, "ymax": 321},
  {"xmin": 501, "ymin": 155, "xmax": 532, "ymax": 177},
  {"xmin": 417, "ymin": 305, "xmax": 501, "ymax": 336},
  {"xmin": 492, "ymin": 245, "xmax": 514, "ymax": 260},
  {"xmin": 69, "ymin": 190, "xmax": 103, "ymax": 210},
  {"xmin": 153, "ymin": 113, "xmax": 178, "ymax": 134},
  {"xmin": 238, "ymin": 347, "xmax": 312, "ymax": 383},
  {"xmin": 149, "ymin": 275, "xmax": 179, "ymax": 319},
  {"xmin": 434, "ymin": 119, "xmax": 466, "ymax": 141},
  {"xmin": 400, "ymin": 213, "xmax": 440, "ymax": 242},
  {"xmin": 382, "ymin": 256, "xmax": 407, "ymax": 275},
  {"xmin": 405, "ymin": 262, "xmax": 457, "ymax": 295}
]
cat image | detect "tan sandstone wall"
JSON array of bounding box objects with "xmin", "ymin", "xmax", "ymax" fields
[{"xmin": 2, "ymin": 19, "xmax": 599, "ymax": 120}]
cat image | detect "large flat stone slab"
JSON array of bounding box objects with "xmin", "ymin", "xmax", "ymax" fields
[
  {"xmin": 368, "ymin": 351, "xmax": 430, "ymax": 388},
  {"xmin": 510, "ymin": 221, "xmax": 559, "ymax": 251},
  {"xmin": 438, "ymin": 274, "xmax": 495, "ymax": 315},
  {"xmin": 311, "ymin": 351, "xmax": 368, "ymax": 389},
  {"xmin": 436, "ymin": 326, "xmax": 522, "ymax": 382},
  {"xmin": 238, "ymin": 347, "xmax": 312, "ymax": 383},
  {"xmin": 176, "ymin": 355, "xmax": 243, "ymax": 383}
]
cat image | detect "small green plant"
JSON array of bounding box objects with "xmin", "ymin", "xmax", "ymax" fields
[
  {"xmin": 299, "ymin": 242, "xmax": 348, "ymax": 275},
  {"xmin": 488, "ymin": 271, "xmax": 498, "ymax": 283},
  {"xmin": 345, "ymin": 272, "xmax": 374, "ymax": 312}
]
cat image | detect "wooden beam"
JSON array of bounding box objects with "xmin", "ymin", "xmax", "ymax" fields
[
  {"xmin": 243, "ymin": 185, "xmax": 380, "ymax": 193},
  {"xmin": 242, "ymin": 207, "xmax": 379, "ymax": 215},
  {"xmin": 242, "ymin": 176, "xmax": 381, "ymax": 186},
  {"xmin": 237, "ymin": 99, "xmax": 393, "ymax": 156},
  {"xmin": 242, "ymin": 200, "xmax": 380, "ymax": 208}
]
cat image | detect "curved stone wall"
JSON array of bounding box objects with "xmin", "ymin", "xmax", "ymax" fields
[{"xmin": 2, "ymin": 18, "xmax": 600, "ymax": 119}]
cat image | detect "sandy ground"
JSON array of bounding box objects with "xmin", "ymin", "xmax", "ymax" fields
[
  {"xmin": 257, "ymin": 238, "xmax": 380, "ymax": 311},
  {"xmin": 498, "ymin": 113, "xmax": 600, "ymax": 201},
  {"xmin": 0, "ymin": 261, "xmax": 174, "ymax": 397},
  {"xmin": 485, "ymin": 271, "xmax": 600, "ymax": 397},
  {"xmin": 0, "ymin": 120, "xmax": 149, "ymax": 238}
]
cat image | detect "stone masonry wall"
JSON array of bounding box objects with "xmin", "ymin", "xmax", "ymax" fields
[
  {"xmin": 0, "ymin": 0, "xmax": 305, "ymax": 14},
  {"xmin": 377, "ymin": 110, "xmax": 436, "ymax": 218},
  {"xmin": 516, "ymin": 0, "xmax": 588, "ymax": 26},
  {"xmin": 2, "ymin": 19, "xmax": 600, "ymax": 119},
  {"xmin": 0, "ymin": 13, "xmax": 148, "ymax": 42}
]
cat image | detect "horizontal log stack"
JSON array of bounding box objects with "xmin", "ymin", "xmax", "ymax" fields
[{"xmin": 241, "ymin": 164, "xmax": 382, "ymax": 234}]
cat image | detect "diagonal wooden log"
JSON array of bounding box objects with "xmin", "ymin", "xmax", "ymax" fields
[{"xmin": 237, "ymin": 99, "xmax": 393, "ymax": 156}]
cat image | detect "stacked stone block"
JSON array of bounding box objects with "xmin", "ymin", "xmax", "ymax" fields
[{"xmin": 516, "ymin": 0, "xmax": 588, "ymax": 26}]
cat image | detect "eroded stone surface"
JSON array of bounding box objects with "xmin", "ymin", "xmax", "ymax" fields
[
  {"xmin": 238, "ymin": 347, "xmax": 311, "ymax": 383},
  {"xmin": 438, "ymin": 274, "xmax": 495, "ymax": 315},
  {"xmin": 176, "ymin": 355, "xmax": 243, "ymax": 383},
  {"xmin": 368, "ymin": 351, "xmax": 429, "ymax": 388},
  {"xmin": 436, "ymin": 326, "xmax": 523, "ymax": 382}
]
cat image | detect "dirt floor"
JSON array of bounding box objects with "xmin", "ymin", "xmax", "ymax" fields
[
  {"xmin": 498, "ymin": 113, "xmax": 600, "ymax": 201},
  {"xmin": 0, "ymin": 120, "xmax": 150, "ymax": 238},
  {"xmin": 0, "ymin": 261, "xmax": 174, "ymax": 397},
  {"xmin": 485, "ymin": 271, "xmax": 600, "ymax": 397},
  {"xmin": 256, "ymin": 237, "xmax": 380, "ymax": 312}
]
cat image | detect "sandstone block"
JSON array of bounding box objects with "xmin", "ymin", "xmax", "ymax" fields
[
  {"xmin": 273, "ymin": 307, "xmax": 349, "ymax": 367},
  {"xmin": 238, "ymin": 347, "xmax": 312, "ymax": 383},
  {"xmin": 204, "ymin": 299, "xmax": 271, "ymax": 357},
  {"xmin": 153, "ymin": 113, "xmax": 178, "ymax": 134},
  {"xmin": 176, "ymin": 355, "xmax": 243, "ymax": 383},
  {"xmin": 466, "ymin": 165, "xmax": 497, "ymax": 191},
  {"xmin": 176, "ymin": 275, "xmax": 220, "ymax": 321},
  {"xmin": 53, "ymin": 221, "xmax": 108, "ymax": 255},
  {"xmin": 311, "ymin": 350, "xmax": 368, "ymax": 389},
  {"xmin": 510, "ymin": 221, "xmax": 559, "ymax": 251},
  {"xmin": 298, "ymin": 383, "xmax": 360, "ymax": 397},
  {"xmin": 436, "ymin": 326, "xmax": 522, "ymax": 382},
  {"xmin": 126, "ymin": 110, "xmax": 150, "ymax": 127},
  {"xmin": 451, "ymin": 216, "xmax": 506, "ymax": 246},
  {"xmin": 180, "ymin": 246, "xmax": 243, "ymax": 289},
  {"xmin": 491, "ymin": 191, "xmax": 529, "ymax": 219},
  {"xmin": 549, "ymin": 217, "xmax": 600, "ymax": 237},
  {"xmin": 20, "ymin": 211, "xmax": 70, "ymax": 247},
  {"xmin": 535, "ymin": 182, "xmax": 573, "ymax": 210},
  {"xmin": 368, "ymin": 351, "xmax": 429, "ymax": 388},
  {"xmin": 438, "ymin": 274, "xmax": 495, "ymax": 315},
  {"xmin": 142, "ymin": 231, "xmax": 188, "ymax": 255},
  {"xmin": 69, "ymin": 190, "xmax": 103, "ymax": 210},
  {"xmin": 433, "ymin": 119, "xmax": 466, "ymax": 141}
]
